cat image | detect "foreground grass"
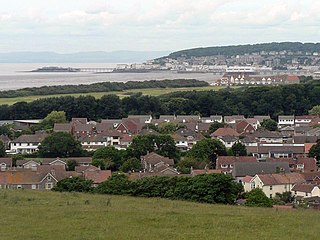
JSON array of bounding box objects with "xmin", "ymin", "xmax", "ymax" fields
[
  {"xmin": 0, "ymin": 190, "xmax": 319, "ymax": 240},
  {"xmin": 0, "ymin": 86, "xmax": 232, "ymax": 105}
]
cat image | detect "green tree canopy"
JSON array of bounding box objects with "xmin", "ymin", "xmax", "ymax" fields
[
  {"xmin": 187, "ymin": 138, "xmax": 227, "ymax": 168},
  {"xmin": 38, "ymin": 132, "xmax": 84, "ymax": 158},
  {"xmin": 230, "ymin": 142, "xmax": 247, "ymax": 156},
  {"xmin": 128, "ymin": 134, "xmax": 179, "ymax": 160},
  {"xmin": 120, "ymin": 157, "xmax": 142, "ymax": 173},
  {"xmin": 93, "ymin": 146, "xmax": 126, "ymax": 170},
  {"xmin": 309, "ymin": 105, "xmax": 320, "ymax": 117},
  {"xmin": 92, "ymin": 158, "xmax": 115, "ymax": 170},
  {"xmin": 0, "ymin": 140, "xmax": 5, "ymax": 157},
  {"xmin": 66, "ymin": 159, "xmax": 78, "ymax": 171},
  {"xmin": 308, "ymin": 141, "xmax": 320, "ymax": 163},
  {"xmin": 53, "ymin": 176, "xmax": 93, "ymax": 192},
  {"xmin": 245, "ymin": 188, "xmax": 273, "ymax": 208},
  {"xmin": 40, "ymin": 111, "xmax": 68, "ymax": 130},
  {"xmin": 261, "ymin": 119, "xmax": 278, "ymax": 131}
]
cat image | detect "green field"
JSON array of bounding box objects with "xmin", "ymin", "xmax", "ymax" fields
[
  {"xmin": 0, "ymin": 190, "xmax": 319, "ymax": 240},
  {"xmin": 0, "ymin": 86, "xmax": 231, "ymax": 105}
]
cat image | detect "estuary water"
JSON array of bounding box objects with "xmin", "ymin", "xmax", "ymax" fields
[{"xmin": 0, "ymin": 63, "xmax": 221, "ymax": 91}]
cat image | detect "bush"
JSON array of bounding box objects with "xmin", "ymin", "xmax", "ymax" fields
[
  {"xmin": 52, "ymin": 177, "xmax": 93, "ymax": 192},
  {"xmin": 245, "ymin": 188, "xmax": 273, "ymax": 208}
]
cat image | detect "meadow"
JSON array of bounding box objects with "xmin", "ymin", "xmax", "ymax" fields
[
  {"xmin": 0, "ymin": 190, "xmax": 319, "ymax": 240},
  {"xmin": 0, "ymin": 85, "xmax": 230, "ymax": 105}
]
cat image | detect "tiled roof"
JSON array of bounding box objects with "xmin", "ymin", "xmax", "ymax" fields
[
  {"xmin": 142, "ymin": 152, "xmax": 174, "ymax": 166},
  {"xmin": 212, "ymin": 128, "xmax": 240, "ymax": 137},
  {"xmin": 84, "ymin": 170, "xmax": 111, "ymax": 184},
  {"xmin": 12, "ymin": 133, "xmax": 48, "ymax": 143},
  {"xmin": 291, "ymin": 184, "xmax": 318, "ymax": 193},
  {"xmin": 0, "ymin": 158, "xmax": 12, "ymax": 166},
  {"xmin": 257, "ymin": 173, "xmax": 305, "ymax": 186},
  {"xmin": 232, "ymin": 162, "xmax": 290, "ymax": 177},
  {"xmin": 54, "ymin": 123, "xmax": 72, "ymax": 132},
  {"xmin": 75, "ymin": 165, "xmax": 99, "ymax": 173},
  {"xmin": 217, "ymin": 156, "xmax": 257, "ymax": 165}
]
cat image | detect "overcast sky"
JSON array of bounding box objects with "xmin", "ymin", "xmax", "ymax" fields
[{"xmin": 0, "ymin": 0, "xmax": 319, "ymax": 53}]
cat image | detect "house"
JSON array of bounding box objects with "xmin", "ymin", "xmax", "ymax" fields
[
  {"xmin": 295, "ymin": 116, "xmax": 316, "ymax": 126},
  {"xmin": 234, "ymin": 120, "xmax": 255, "ymax": 134},
  {"xmin": 249, "ymin": 173, "xmax": 306, "ymax": 198},
  {"xmin": 79, "ymin": 134, "xmax": 107, "ymax": 151},
  {"xmin": 301, "ymin": 172, "xmax": 320, "ymax": 184},
  {"xmin": 95, "ymin": 122, "xmax": 114, "ymax": 134},
  {"xmin": 73, "ymin": 123, "xmax": 94, "ymax": 137},
  {"xmin": 0, "ymin": 168, "xmax": 80, "ymax": 190},
  {"xmin": 278, "ymin": 115, "xmax": 295, "ymax": 127},
  {"xmin": 75, "ymin": 165, "xmax": 100, "ymax": 173},
  {"xmin": 247, "ymin": 143, "xmax": 305, "ymax": 160},
  {"xmin": 116, "ymin": 119, "xmax": 142, "ymax": 134},
  {"xmin": 224, "ymin": 115, "xmax": 245, "ymax": 124},
  {"xmin": 216, "ymin": 156, "xmax": 257, "ymax": 173},
  {"xmin": 201, "ymin": 115, "xmax": 223, "ymax": 123},
  {"xmin": 103, "ymin": 130, "xmax": 122, "ymax": 146},
  {"xmin": 0, "ymin": 158, "xmax": 12, "ymax": 171},
  {"xmin": 127, "ymin": 115, "xmax": 152, "ymax": 124},
  {"xmin": 16, "ymin": 160, "xmax": 40, "ymax": 170},
  {"xmin": 141, "ymin": 152, "xmax": 175, "ymax": 173},
  {"xmin": 217, "ymin": 135, "xmax": 238, "ymax": 148},
  {"xmin": 119, "ymin": 134, "xmax": 133, "ymax": 149},
  {"xmin": 68, "ymin": 157, "xmax": 92, "ymax": 166},
  {"xmin": 267, "ymin": 157, "xmax": 317, "ymax": 173},
  {"xmin": 211, "ymin": 128, "xmax": 240, "ymax": 138},
  {"xmin": 84, "ymin": 170, "xmax": 112, "ymax": 187},
  {"xmin": 172, "ymin": 129, "xmax": 204, "ymax": 151},
  {"xmin": 41, "ymin": 158, "xmax": 67, "ymax": 169},
  {"xmin": 232, "ymin": 162, "xmax": 290, "ymax": 183},
  {"xmin": 13, "ymin": 119, "xmax": 42, "ymax": 130},
  {"xmin": 101, "ymin": 119, "xmax": 122, "ymax": 128},
  {"xmin": 250, "ymin": 129, "xmax": 284, "ymax": 143},
  {"xmin": 53, "ymin": 123, "xmax": 73, "ymax": 134},
  {"xmin": 175, "ymin": 115, "xmax": 200, "ymax": 123},
  {"xmin": 291, "ymin": 184, "xmax": 320, "ymax": 199},
  {"xmin": 9, "ymin": 133, "xmax": 48, "ymax": 154}
]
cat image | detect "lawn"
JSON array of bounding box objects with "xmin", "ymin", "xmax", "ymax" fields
[
  {"xmin": 0, "ymin": 86, "xmax": 232, "ymax": 105},
  {"xmin": 0, "ymin": 190, "xmax": 319, "ymax": 240}
]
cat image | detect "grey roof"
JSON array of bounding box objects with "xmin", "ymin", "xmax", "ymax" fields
[
  {"xmin": 306, "ymin": 127, "xmax": 320, "ymax": 136},
  {"xmin": 251, "ymin": 129, "xmax": 282, "ymax": 138},
  {"xmin": 232, "ymin": 162, "xmax": 290, "ymax": 178},
  {"xmin": 139, "ymin": 128, "xmax": 159, "ymax": 135},
  {"xmin": 278, "ymin": 115, "xmax": 294, "ymax": 120},
  {"xmin": 219, "ymin": 135, "xmax": 238, "ymax": 142},
  {"xmin": 293, "ymin": 135, "xmax": 319, "ymax": 144}
]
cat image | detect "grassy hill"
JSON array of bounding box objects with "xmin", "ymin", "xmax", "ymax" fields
[
  {"xmin": 164, "ymin": 42, "xmax": 320, "ymax": 59},
  {"xmin": 0, "ymin": 190, "xmax": 319, "ymax": 240},
  {"xmin": 0, "ymin": 86, "xmax": 232, "ymax": 105}
]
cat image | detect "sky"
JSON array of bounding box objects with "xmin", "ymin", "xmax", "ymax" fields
[{"xmin": 0, "ymin": 0, "xmax": 319, "ymax": 53}]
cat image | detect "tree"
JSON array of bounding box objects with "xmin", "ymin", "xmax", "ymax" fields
[
  {"xmin": 187, "ymin": 138, "xmax": 227, "ymax": 168},
  {"xmin": 40, "ymin": 111, "xmax": 67, "ymax": 130},
  {"xmin": 261, "ymin": 119, "xmax": 278, "ymax": 131},
  {"xmin": 66, "ymin": 159, "xmax": 78, "ymax": 171},
  {"xmin": 209, "ymin": 121, "xmax": 226, "ymax": 133},
  {"xmin": 0, "ymin": 140, "xmax": 5, "ymax": 157},
  {"xmin": 245, "ymin": 188, "xmax": 273, "ymax": 208},
  {"xmin": 38, "ymin": 132, "xmax": 84, "ymax": 158},
  {"xmin": 128, "ymin": 134, "xmax": 179, "ymax": 160},
  {"xmin": 93, "ymin": 146, "xmax": 125, "ymax": 170},
  {"xmin": 92, "ymin": 158, "xmax": 114, "ymax": 170},
  {"xmin": 308, "ymin": 141, "xmax": 320, "ymax": 163},
  {"xmin": 230, "ymin": 142, "xmax": 247, "ymax": 156},
  {"xmin": 309, "ymin": 105, "xmax": 320, "ymax": 117},
  {"xmin": 120, "ymin": 157, "xmax": 142, "ymax": 172},
  {"xmin": 52, "ymin": 176, "xmax": 93, "ymax": 192}
]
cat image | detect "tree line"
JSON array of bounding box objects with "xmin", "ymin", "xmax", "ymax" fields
[
  {"xmin": 0, "ymin": 79, "xmax": 208, "ymax": 98},
  {"xmin": 165, "ymin": 42, "xmax": 320, "ymax": 59},
  {"xmin": 0, "ymin": 81, "xmax": 319, "ymax": 120}
]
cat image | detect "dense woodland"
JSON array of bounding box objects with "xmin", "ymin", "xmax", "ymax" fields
[
  {"xmin": 165, "ymin": 42, "xmax": 320, "ymax": 59},
  {"xmin": 0, "ymin": 79, "xmax": 208, "ymax": 98},
  {"xmin": 0, "ymin": 81, "xmax": 319, "ymax": 121}
]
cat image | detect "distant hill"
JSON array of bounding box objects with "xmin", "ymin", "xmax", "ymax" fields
[
  {"xmin": 0, "ymin": 50, "xmax": 170, "ymax": 63},
  {"xmin": 163, "ymin": 42, "xmax": 320, "ymax": 59}
]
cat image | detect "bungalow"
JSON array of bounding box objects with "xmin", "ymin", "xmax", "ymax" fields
[
  {"xmin": 127, "ymin": 115, "xmax": 152, "ymax": 124},
  {"xmin": 267, "ymin": 157, "xmax": 317, "ymax": 172},
  {"xmin": 41, "ymin": 158, "xmax": 67, "ymax": 170},
  {"xmin": 291, "ymin": 184, "xmax": 320, "ymax": 199},
  {"xmin": 295, "ymin": 116, "xmax": 316, "ymax": 126},
  {"xmin": 249, "ymin": 172, "xmax": 306, "ymax": 198},
  {"xmin": 234, "ymin": 120, "xmax": 255, "ymax": 134},
  {"xmin": 16, "ymin": 160, "xmax": 40, "ymax": 170},
  {"xmin": 84, "ymin": 170, "xmax": 112, "ymax": 187},
  {"xmin": 211, "ymin": 128, "xmax": 240, "ymax": 138},
  {"xmin": 217, "ymin": 135, "xmax": 238, "ymax": 148},
  {"xmin": 0, "ymin": 158, "xmax": 12, "ymax": 171},
  {"xmin": 141, "ymin": 152, "xmax": 175, "ymax": 173},
  {"xmin": 224, "ymin": 115, "xmax": 245, "ymax": 124},
  {"xmin": 172, "ymin": 129, "xmax": 204, "ymax": 151}
]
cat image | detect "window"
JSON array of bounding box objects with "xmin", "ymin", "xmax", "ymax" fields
[
  {"xmin": 47, "ymin": 175, "xmax": 51, "ymax": 181},
  {"xmin": 270, "ymin": 186, "xmax": 273, "ymax": 190},
  {"xmin": 17, "ymin": 185, "xmax": 22, "ymax": 189},
  {"xmin": 221, "ymin": 164, "xmax": 228, "ymax": 168},
  {"xmin": 45, "ymin": 183, "xmax": 53, "ymax": 190},
  {"xmin": 295, "ymin": 191, "xmax": 297, "ymax": 195},
  {"xmin": 306, "ymin": 192, "xmax": 308, "ymax": 197},
  {"xmin": 270, "ymin": 194, "xmax": 272, "ymax": 199},
  {"xmin": 32, "ymin": 185, "xmax": 37, "ymax": 190}
]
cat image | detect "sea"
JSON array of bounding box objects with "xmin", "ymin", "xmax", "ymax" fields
[{"xmin": 0, "ymin": 63, "xmax": 222, "ymax": 91}]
